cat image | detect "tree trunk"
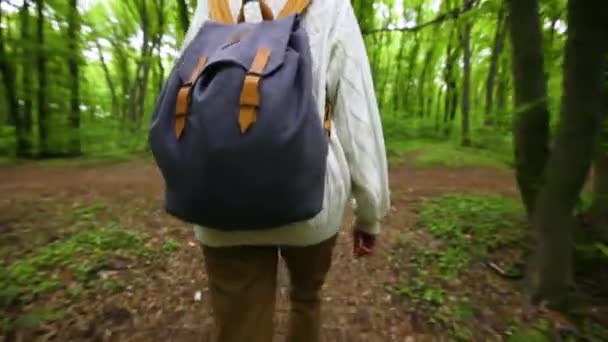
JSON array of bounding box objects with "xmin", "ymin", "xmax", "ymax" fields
[
  {"xmin": 352, "ymin": 0, "xmax": 375, "ymax": 33},
  {"xmin": 95, "ymin": 39, "xmax": 119, "ymax": 117},
  {"xmin": 128, "ymin": 0, "xmax": 151, "ymax": 129},
  {"xmin": 527, "ymin": 0, "xmax": 608, "ymax": 308},
  {"xmin": 138, "ymin": 0, "xmax": 166, "ymax": 128},
  {"xmin": 137, "ymin": 37, "xmax": 160, "ymax": 126},
  {"xmin": 156, "ymin": 43, "xmax": 165, "ymax": 93},
  {"xmin": 435, "ymin": 87, "xmax": 443, "ymax": 132},
  {"xmin": 443, "ymin": 31, "xmax": 455, "ymax": 130},
  {"xmin": 177, "ymin": 0, "xmax": 190, "ymax": 34},
  {"xmin": 392, "ymin": 33, "xmax": 410, "ymax": 113},
  {"xmin": 443, "ymin": 26, "xmax": 460, "ymax": 136},
  {"xmin": 0, "ymin": 1, "xmax": 27, "ymax": 157},
  {"xmin": 20, "ymin": 0, "xmax": 34, "ymax": 157},
  {"xmin": 507, "ymin": 0, "xmax": 551, "ymax": 218},
  {"xmin": 484, "ymin": 4, "xmax": 506, "ymax": 126},
  {"xmin": 591, "ymin": 101, "xmax": 608, "ymax": 240},
  {"xmin": 496, "ymin": 48, "xmax": 509, "ymax": 126},
  {"xmin": 371, "ymin": 30, "xmax": 387, "ymax": 81},
  {"xmin": 461, "ymin": 11, "xmax": 472, "ymax": 147},
  {"xmin": 400, "ymin": 33, "xmax": 421, "ymax": 114},
  {"xmin": 397, "ymin": 2, "xmax": 426, "ymax": 114},
  {"xmin": 113, "ymin": 42, "xmax": 131, "ymax": 122},
  {"xmin": 378, "ymin": 40, "xmax": 393, "ymax": 109},
  {"xmin": 417, "ymin": 46, "xmax": 435, "ymax": 117},
  {"xmin": 68, "ymin": 0, "xmax": 81, "ymax": 156},
  {"xmin": 591, "ymin": 144, "xmax": 608, "ymax": 241},
  {"xmin": 36, "ymin": 0, "xmax": 50, "ymax": 157}
]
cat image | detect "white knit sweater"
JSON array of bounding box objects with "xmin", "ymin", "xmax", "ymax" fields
[{"xmin": 181, "ymin": 0, "xmax": 390, "ymax": 247}]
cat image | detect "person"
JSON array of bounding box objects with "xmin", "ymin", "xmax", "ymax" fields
[{"xmin": 179, "ymin": 0, "xmax": 390, "ymax": 341}]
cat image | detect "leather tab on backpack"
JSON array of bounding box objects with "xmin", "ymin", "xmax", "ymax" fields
[
  {"xmin": 240, "ymin": 75, "xmax": 260, "ymax": 107},
  {"xmin": 175, "ymin": 55, "xmax": 208, "ymax": 139},
  {"xmin": 239, "ymin": 106, "xmax": 257, "ymax": 134},
  {"xmin": 238, "ymin": 48, "xmax": 271, "ymax": 133},
  {"xmin": 175, "ymin": 85, "xmax": 191, "ymax": 138},
  {"xmin": 189, "ymin": 55, "xmax": 208, "ymax": 84}
]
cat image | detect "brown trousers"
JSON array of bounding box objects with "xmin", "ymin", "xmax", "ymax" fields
[{"xmin": 201, "ymin": 235, "xmax": 337, "ymax": 342}]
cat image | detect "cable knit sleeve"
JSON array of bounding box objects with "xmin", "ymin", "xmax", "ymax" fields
[{"xmin": 326, "ymin": 0, "xmax": 391, "ymax": 235}]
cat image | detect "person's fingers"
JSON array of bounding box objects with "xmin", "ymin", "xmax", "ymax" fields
[
  {"xmin": 353, "ymin": 230, "xmax": 377, "ymax": 257},
  {"xmin": 358, "ymin": 245, "xmax": 372, "ymax": 254},
  {"xmin": 354, "ymin": 241, "xmax": 373, "ymax": 257}
]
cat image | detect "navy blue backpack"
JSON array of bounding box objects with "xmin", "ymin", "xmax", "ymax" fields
[{"xmin": 148, "ymin": 0, "xmax": 331, "ymax": 230}]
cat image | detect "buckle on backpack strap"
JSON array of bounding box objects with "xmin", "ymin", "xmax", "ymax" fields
[
  {"xmin": 238, "ymin": 48, "xmax": 271, "ymax": 134},
  {"xmin": 174, "ymin": 55, "xmax": 208, "ymax": 139}
]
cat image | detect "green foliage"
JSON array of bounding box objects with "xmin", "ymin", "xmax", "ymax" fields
[
  {"xmin": 506, "ymin": 319, "xmax": 608, "ymax": 342},
  {"xmin": 574, "ymin": 191, "xmax": 594, "ymax": 215},
  {"xmin": 1, "ymin": 307, "xmax": 65, "ymax": 333},
  {"xmin": 572, "ymin": 192, "xmax": 608, "ymax": 266},
  {"xmin": 385, "ymin": 135, "xmax": 511, "ymax": 169},
  {"xmin": 507, "ymin": 320, "xmax": 553, "ymax": 342},
  {"xmin": 389, "ymin": 193, "xmax": 526, "ymax": 339},
  {"xmin": 71, "ymin": 202, "xmax": 106, "ymax": 221},
  {"xmin": 577, "ymin": 320, "xmax": 608, "ymax": 341},
  {"xmin": 596, "ymin": 243, "xmax": 608, "ymax": 257},
  {"xmin": 0, "ymin": 125, "xmax": 16, "ymax": 156},
  {"xmin": 0, "ymin": 0, "xmax": 568, "ymax": 160},
  {"xmin": 391, "ymin": 192, "xmax": 606, "ymax": 340},
  {"xmin": 414, "ymin": 143, "xmax": 510, "ymax": 168},
  {"xmin": 101, "ymin": 279, "xmax": 128, "ymax": 293},
  {"xmin": 163, "ymin": 238, "xmax": 179, "ymax": 254},
  {"xmin": 419, "ymin": 193, "xmax": 525, "ymax": 275},
  {"xmin": 0, "ymin": 224, "xmax": 149, "ymax": 309},
  {"xmin": 574, "ymin": 241, "xmax": 608, "ymax": 265}
]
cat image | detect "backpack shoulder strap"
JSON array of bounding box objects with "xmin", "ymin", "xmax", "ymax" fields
[
  {"xmin": 209, "ymin": 0, "xmax": 235, "ymax": 24},
  {"xmin": 209, "ymin": 0, "xmax": 311, "ymax": 23},
  {"xmin": 277, "ymin": 0, "xmax": 311, "ymax": 19}
]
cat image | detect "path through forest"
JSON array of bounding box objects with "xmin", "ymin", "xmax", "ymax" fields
[{"xmin": 0, "ymin": 155, "xmax": 519, "ymax": 341}]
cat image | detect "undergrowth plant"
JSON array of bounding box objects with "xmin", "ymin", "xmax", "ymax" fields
[
  {"xmin": 389, "ymin": 193, "xmax": 526, "ymax": 340},
  {"xmin": 390, "ymin": 192, "xmax": 608, "ymax": 340},
  {"xmin": 0, "ymin": 203, "xmax": 154, "ymax": 333}
]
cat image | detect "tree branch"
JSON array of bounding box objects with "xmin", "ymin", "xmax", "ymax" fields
[{"xmin": 363, "ymin": 0, "xmax": 480, "ymax": 36}]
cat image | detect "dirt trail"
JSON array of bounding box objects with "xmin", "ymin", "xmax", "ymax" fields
[{"xmin": 0, "ymin": 158, "xmax": 517, "ymax": 341}]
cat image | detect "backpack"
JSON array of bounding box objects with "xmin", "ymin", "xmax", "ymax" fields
[{"xmin": 148, "ymin": 0, "xmax": 332, "ymax": 231}]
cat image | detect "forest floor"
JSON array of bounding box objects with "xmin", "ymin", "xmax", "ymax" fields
[{"xmin": 1, "ymin": 143, "xmax": 607, "ymax": 341}]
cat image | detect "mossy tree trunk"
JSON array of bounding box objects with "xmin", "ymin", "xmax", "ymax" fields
[
  {"xmin": 527, "ymin": 0, "xmax": 608, "ymax": 308},
  {"xmin": 507, "ymin": 0, "xmax": 551, "ymax": 218}
]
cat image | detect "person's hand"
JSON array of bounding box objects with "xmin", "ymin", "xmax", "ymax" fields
[{"xmin": 353, "ymin": 229, "xmax": 376, "ymax": 257}]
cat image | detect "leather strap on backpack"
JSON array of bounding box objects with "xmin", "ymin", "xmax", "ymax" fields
[
  {"xmin": 210, "ymin": 0, "xmax": 310, "ymax": 23},
  {"xmin": 175, "ymin": 55, "xmax": 208, "ymax": 139},
  {"xmin": 277, "ymin": 0, "xmax": 310, "ymax": 19},
  {"xmin": 239, "ymin": 47, "xmax": 271, "ymax": 133},
  {"xmin": 208, "ymin": 0, "xmax": 329, "ymax": 137},
  {"xmin": 209, "ymin": 0, "xmax": 235, "ymax": 23}
]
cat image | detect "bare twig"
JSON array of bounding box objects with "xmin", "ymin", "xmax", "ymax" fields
[
  {"xmin": 486, "ymin": 261, "xmax": 524, "ymax": 280},
  {"xmin": 363, "ymin": 0, "xmax": 481, "ymax": 36}
]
